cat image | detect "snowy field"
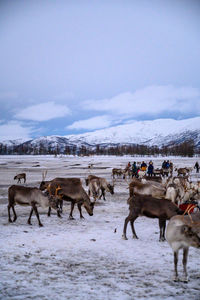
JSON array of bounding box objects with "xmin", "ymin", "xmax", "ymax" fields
[{"xmin": 0, "ymin": 155, "xmax": 200, "ymax": 300}]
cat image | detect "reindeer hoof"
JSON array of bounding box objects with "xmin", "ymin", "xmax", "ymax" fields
[
  {"xmin": 69, "ymin": 216, "xmax": 75, "ymax": 220},
  {"xmin": 132, "ymin": 235, "xmax": 138, "ymax": 239},
  {"xmin": 180, "ymin": 277, "xmax": 188, "ymax": 283},
  {"xmin": 159, "ymin": 238, "xmax": 166, "ymax": 242},
  {"xmin": 9, "ymin": 219, "xmax": 13, "ymax": 223},
  {"xmin": 173, "ymin": 276, "xmax": 179, "ymax": 282},
  {"xmin": 39, "ymin": 223, "xmax": 44, "ymax": 227},
  {"xmin": 122, "ymin": 234, "xmax": 128, "ymax": 240}
]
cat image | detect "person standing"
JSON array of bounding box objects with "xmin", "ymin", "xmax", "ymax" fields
[
  {"xmin": 194, "ymin": 161, "xmax": 199, "ymax": 173},
  {"xmin": 131, "ymin": 162, "xmax": 137, "ymax": 178},
  {"xmin": 147, "ymin": 161, "xmax": 154, "ymax": 177},
  {"xmin": 141, "ymin": 161, "xmax": 147, "ymax": 171}
]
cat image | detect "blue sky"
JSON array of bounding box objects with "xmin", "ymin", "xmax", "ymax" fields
[{"xmin": 0, "ymin": 0, "xmax": 200, "ymax": 141}]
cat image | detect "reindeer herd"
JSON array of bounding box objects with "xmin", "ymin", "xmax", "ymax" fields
[{"xmin": 7, "ymin": 161, "xmax": 200, "ymax": 282}]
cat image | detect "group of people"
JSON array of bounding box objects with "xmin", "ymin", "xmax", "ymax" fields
[
  {"xmin": 162, "ymin": 160, "xmax": 170, "ymax": 169},
  {"xmin": 126, "ymin": 161, "xmax": 154, "ymax": 178},
  {"xmin": 125, "ymin": 160, "xmax": 200, "ymax": 177}
]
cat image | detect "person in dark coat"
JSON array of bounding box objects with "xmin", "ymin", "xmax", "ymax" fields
[
  {"xmin": 147, "ymin": 161, "xmax": 154, "ymax": 177},
  {"xmin": 132, "ymin": 162, "xmax": 137, "ymax": 178},
  {"xmin": 194, "ymin": 161, "xmax": 199, "ymax": 173},
  {"xmin": 162, "ymin": 160, "xmax": 167, "ymax": 169}
]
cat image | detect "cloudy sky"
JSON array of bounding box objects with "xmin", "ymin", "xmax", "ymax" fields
[{"xmin": 0, "ymin": 0, "xmax": 200, "ymax": 141}]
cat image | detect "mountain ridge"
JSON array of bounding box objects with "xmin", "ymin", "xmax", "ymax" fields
[{"xmin": 1, "ymin": 117, "xmax": 200, "ymax": 153}]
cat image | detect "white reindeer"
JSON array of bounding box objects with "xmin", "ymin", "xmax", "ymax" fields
[{"xmin": 166, "ymin": 213, "xmax": 200, "ymax": 282}]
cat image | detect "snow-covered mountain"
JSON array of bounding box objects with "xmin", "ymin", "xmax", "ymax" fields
[
  {"xmin": 66, "ymin": 117, "xmax": 200, "ymax": 147},
  {"xmin": 1, "ymin": 117, "xmax": 200, "ymax": 153}
]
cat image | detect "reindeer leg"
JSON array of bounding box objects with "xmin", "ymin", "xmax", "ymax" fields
[
  {"xmin": 123, "ymin": 214, "xmax": 139, "ymax": 240},
  {"xmin": 159, "ymin": 219, "xmax": 166, "ymax": 242},
  {"xmin": 12, "ymin": 206, "xmax": 17, "ymax": 222},
  {"xmin": 77, "ymin": 203, "xmax": 84, "ymax": 219},
  {"xmin": 27, "ymin": 208, "xmax": 34, "ymax": 225},
  {"xmin": 99, "ymin": 189, "xmax": 103, "ymax": 199},
  {"xmin": 47, "ymin": 207, "xmax": 51, "ymax": 217},
  {"xmin": 130, "ymin": 216, "xmax": 139, "ymax": 239},
  {"xmin": 173, "ymin": 251, "xmax": 179, "ymax": 281},
  {"xmin": 122, "ymin": 216, "xmax": 130, "ymax": 240},
  {"xmin": 101, "ymin": 188, "xmax": 106, "ymax": 201},
  {"xmin": 69, "ymin": 202, "xmax": 75, "ymax": 220},
  {"xmin": 8, "ymin": 204, "xmax": 13, "ymax": 223},
  {"xmin": 59, "ymin": 200, "xmax": 63, "ymax": 213},
  {"xmin": 182, "ymin": 248, "xmax": 189, "ymax": 283},
  {"xmin": 32, "ymin": 204, "xmax": 43, "ymax": 227}
]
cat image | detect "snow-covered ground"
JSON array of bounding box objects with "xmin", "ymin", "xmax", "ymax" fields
[{"xmin": 0, "ymin": 155, "xmax": 200, "ymax": 300}]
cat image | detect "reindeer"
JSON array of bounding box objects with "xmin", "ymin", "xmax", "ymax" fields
[
  {"xmin": 40, "ymin": 177, "xmax": 94, "ymax": 219},
  {"xmin": 87, "ymin": 179, "xmax": 101, "ymax": 201},
  {"xmin": 122, "ymin": 194, "xmax": 184, "ymax": 241},
  {"xmin": 40, "ymin": 170, "xmax": 63, "ymax": 213},
  {"xmin": 129, "ymin": 178, "xmax": 166, "ymax": 199},
  {"xmin": 86, "ymin": 175, "xmax": 115, "ymax": 201},
  {"xmin": 166, "ymin": 213, "xmax": 200, "ymax": 282},
  {"xmin": 14, "ymin": 173, "xmax": 26, "ymax": 184},
  {"xmin": 8, "ymin": 185, "xmax": 61, "ymax": 226},
  {"xmin": 175, "ymin": 167, "xmax": 190, "ymax": 177},
  {"xmin": 112, "ymin": 168, "xmax": 124, "ymax": 179}
]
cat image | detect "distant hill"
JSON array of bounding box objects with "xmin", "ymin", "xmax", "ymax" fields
[{"xmin": 1, "ymin": 117, "xmax": 200, "ymax": 154}]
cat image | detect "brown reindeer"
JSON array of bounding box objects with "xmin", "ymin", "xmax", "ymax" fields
[
  {"xmin": 112, "ymin": 168, "xmax": 124, "ymax": 179},
  {"xmin": 86, "ymin": 175, "xmax": 114, "ymax": 201},
  {"xmin": 8, "ymin": 185, "xmax": 60, "ymax": 226},
  {"xmin": 122, "ymin": 194, "xmax": 184, "ymax": 241},
  {"xmin": 175, "ymin": 167, "xmax": 190, "ymax": 176},
  {"xmin": 14, "ymin": 173, "xmax": 26, "ymax": 184},
  {"xmin": 40, "ymin": 177, "xmax": 94, "ymax": 219},
  {"xmin": 166, "ymin": 213, "xmax": 200, "ymax": 282}
]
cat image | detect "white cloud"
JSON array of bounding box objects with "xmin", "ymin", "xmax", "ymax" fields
[
  {"xmin": 14, "ymin": 101, "xmax": 71, "ymax": 121},
  {"xmin": 83, "ymin": 85, "xmax": 200, "ymax": 117},
  {"xmin": 67, "ymin": 115, "xmax": 118, "ymax": 130},
  {"xmin": 0, "ymin": 121, "xmax": 33, "ymax": 141}
]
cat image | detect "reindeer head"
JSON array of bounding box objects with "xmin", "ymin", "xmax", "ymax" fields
[
  {"xmin": 48, "ymin": 196, "xmax": 60, "ymax": 211},
  {"xmin": 107, "ymin": 183, "xmax": 114, "ymax": 195},
  {"xmin": 83, "ymin": 201, "xmax": 94, "ymax": 216},
  {"xmin": 40, "ymin": 170, "xmax": 48, "ymax": 190},
  {"xmin": 181, "ymin": 225, "xmax": 200, "ymax": 248}
]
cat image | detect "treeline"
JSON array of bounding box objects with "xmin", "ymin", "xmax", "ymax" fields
[{"xmin": 0, "ymin": 139, "xmax": 198, "ymax": 157}]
